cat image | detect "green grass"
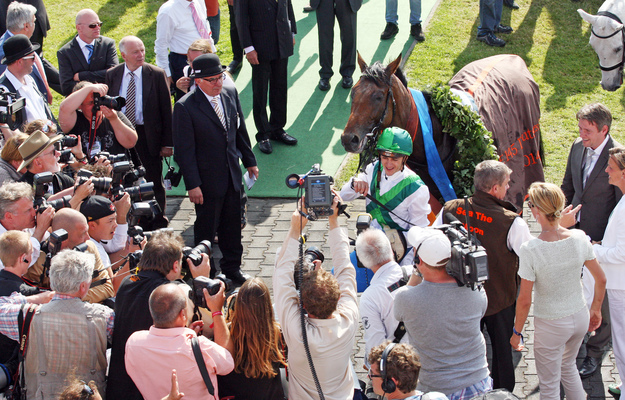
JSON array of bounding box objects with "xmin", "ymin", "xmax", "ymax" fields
[{"xmin": 43, "ymin": 0, "xmax": 623, "ymax": 186}]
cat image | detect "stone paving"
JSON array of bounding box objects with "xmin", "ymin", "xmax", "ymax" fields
[{"xmin": 164, "ymin": 196, "xmax": 620, "ymax": 399}]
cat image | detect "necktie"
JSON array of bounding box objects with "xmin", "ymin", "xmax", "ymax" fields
[
  {"xmin": 85, "ymin": 44, "xmax": 94, "ymax": 64},
  {"xmin": 189, "ymin": 2, "xmax": 211, "ymax": 40},
  {"xmin": 582, "ymin": 148, "xmax": 595, "ymax": 187},
  {"xmin": 211, "ymin": 97, "xmax": 226, "ymax": 129},
  {"xmin": 125, "ymin": 71, "xmax": 136, "ymax": 126}
]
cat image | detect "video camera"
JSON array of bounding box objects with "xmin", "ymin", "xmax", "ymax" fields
[
  {"xmin": 0, "ymin": 89, "xmax": 26, "ymax": 131},
  {"xmin": 190, "ymin": 274, "xmax": 233, "ymax": 309},
  {"xmin": 436, "ymin": 205, "xmax": 489, "ymax": 289},
  {"xmin": 92, "ymin": 93, "xmax": 125, "ymax": 112},
  {"xmin": 286, "ymin": 164, "xmax": 336, "ymax": 220},
  {"xmin": 32, "ymin": 172, "xmax": 72, "ymax": 213}
]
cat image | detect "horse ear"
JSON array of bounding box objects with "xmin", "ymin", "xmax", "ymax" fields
[
  {"xmin": 357, "ymin": 51, "xmax": 368, "ymax": 72},
  {"xmin": 578, "ymin": 9, "xmax": 599, "ymax": 25},
  {"xmin": 386, "ymin": 53, "xmax": 402, "ymax": 77}
]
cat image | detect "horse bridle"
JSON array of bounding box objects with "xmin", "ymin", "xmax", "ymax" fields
[
  {"xmin": 357, "ymin": 78, "xmax": 397, "ymax": 172},
  {"xmin": 591, "ymin": 11, "xmax": 625, "ymax": 72}
]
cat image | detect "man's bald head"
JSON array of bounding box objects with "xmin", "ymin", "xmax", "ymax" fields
[
  {"xmin": 149, "ymin": 283, "xmax": 188, "ymax": 328},
  {"xmin": 52, "ymin": 208, "xmax": 90, "ymax": 249},
  {"xmin": 75, "ymin": 9, "xmax": 98, "ymax": 25}
]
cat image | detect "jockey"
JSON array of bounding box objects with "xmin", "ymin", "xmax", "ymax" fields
[{"xmin": 340, "ymin": 127, "xmax": 431, "ymax": 266}]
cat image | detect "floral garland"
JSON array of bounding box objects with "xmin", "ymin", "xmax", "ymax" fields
[{"xmin": 429, "ymin": 83, "xmax": 497, "ymax": 197}]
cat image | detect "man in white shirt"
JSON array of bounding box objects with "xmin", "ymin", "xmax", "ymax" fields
[
  {"xmin": 155, "ymin": 0, "xmax": 215, "ymax": 101},
  {"xmin": 57, "ymin": 9, "xmax": 118, "ymax": 96}
]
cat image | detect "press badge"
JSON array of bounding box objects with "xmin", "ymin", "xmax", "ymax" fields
[
  {"xmin": 90, "ymin": 140, "xmax": 101, "ymax": 157},
  {"xmin": 164, "ymin": 179, "xmax": 172, "ymax": 191}
]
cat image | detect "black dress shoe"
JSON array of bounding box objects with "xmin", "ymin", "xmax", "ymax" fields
[
  {"xmin": 494, "ymin": 24, "xmax": 514, "ymax": 34},
  {"xmin": 274, "ymin": 131, "xmax": 298, "ymax": 145},
  {"xmin": 227, "ymin": 60, "xmax": 242, "ymax": 74},
  {"xmin": 303, "ymin": 5, "xmax": 314, "ymax": 12},
  {"xmin": 258, "ymin": 139, "xmax": 273, "ymax": 154},
  {"xmin": 341, "ymin": 76, "xmax": 353, "ymax": 89},
  {"xmin": 225, "ymin": 270, "xmax": 252, "ymax": 286},
  {"xmin": 477, "ymin": 33, "xmax": 505, "ymax": 47},
  {"xmin": 579, "ymin": 355, "xmax": 602, "ymax": 378},
  {"xmin": 318, "ymin": 78, "xmax": 331, "ymax": 91},
  {"xmin": 410, "ymin": 23, "xmax": 425, "ymax": 42}
]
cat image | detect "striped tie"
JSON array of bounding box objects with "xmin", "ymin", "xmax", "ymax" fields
[
  {"xmin": 86, "ymin": 44, "xmax": 94, "ymax": 64},
  {"xmin": 211, "ymin": 96, "xmax": 226, "ymax": 129},
  {"xmin": 189, "ymin": 2, "xmax": 211, "ymax": 40},
  {"xmin": 125, "ymin": 71, "xmax": 136, "ymax": 127}
]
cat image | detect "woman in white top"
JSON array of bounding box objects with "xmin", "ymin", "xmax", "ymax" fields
[
  {"xmin": 510, "ymin": 182, "xmax": 606, "ymax": 400},
  {"xmin": 592, "ymin": 146, "xmax": 625, "ymax": 398}
]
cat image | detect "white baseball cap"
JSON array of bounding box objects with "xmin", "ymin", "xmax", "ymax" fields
[{"xmin": 407, "ymin": 227, "xmax": 451, "ymax": 267}]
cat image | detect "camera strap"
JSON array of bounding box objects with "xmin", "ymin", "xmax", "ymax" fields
[{"xmin": 190, "ymin": 336, "xmax": 215, "ymax": 396}]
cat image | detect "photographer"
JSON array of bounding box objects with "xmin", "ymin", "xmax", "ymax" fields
[
  {"xmin": 125, "ymin": 283, "xmax": 234, "ymax": 399},
  {"xmin": 0, "ymin": 181, "xmax": 53, "ymax": 269},
  {"xmin": 58, "ymin": 82, "xmax": 137, "ymax": 159},
  {"xmin": 107, "ymin": 230, "xmax": 211, "ymax": 400},
  {"xmin": 274, "ymin": 193, "xmax": 359, "ymax": 399},
  {"xmin": 394, "ymin": 227, "xmax": 491, "ymax": 400},
  {"xmin": 340, "ymin": 127, "xmax": 431, "ymax": 265}
]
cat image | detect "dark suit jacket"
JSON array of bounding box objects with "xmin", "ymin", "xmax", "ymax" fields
[
  {"xmin": 310, "ymin": 0, "xmax": 361, "ymax": 13},
  {"xmin": 0, "ymin": 0, "xmax": 50, "ymax": 47},
  {"xmin": 235, "ymin": 0, "xmax": 296, "ymax": 62},
  {"xmin": 105, "ymin": 63, "xmax": 173, "ymax": 157},
  {"xmin": 0, "ymin": 31, "xmax": 47, "ymax": 96},
  {"xmin": 57, "ymin": 35, "xmax": 118, "ymax": 96},
  {"xmin": 561, "ymin": 135, "xmax": 623, "ymax": 241},
  {"xmin": 172, "ymin": 85, "xmax": 257, "ymax": 198}
]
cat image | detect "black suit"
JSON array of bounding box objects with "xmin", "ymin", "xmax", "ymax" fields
[
  {"xmin": 57, "ymin": 35, "xmax": 118, "ymax": 96},
  {"xmin": 561, "ymin": 134, "xmax": 622, "ymax": 359},
  {"xmin": 106, "ymin": 63, "xmax": 173, "ymax": 211},
  {"xmin": 311, "ymin": 0, "xmax": 361, "ymax": 80},
  {"xmin": 0, "ymin": 0, "xmax": 49, "ymax": 51},
  {"xmin": 236, "ymin": 0, "xmax": 296, "ymax": 141},
  {"xmin": 173, "ymin": 85, "xmax": 256, "ymax": 274}
]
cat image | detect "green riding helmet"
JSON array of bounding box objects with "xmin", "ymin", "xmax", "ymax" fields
[{"xmin": 376, "ymin": 127, "xmax": 413, "ymax": 156}]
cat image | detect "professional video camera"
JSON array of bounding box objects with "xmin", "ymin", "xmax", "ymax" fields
[
  {"xmin": 190, "ymin": 274, "xmax": 233, "ymax": 308},
  {"xmin": 0, "ymin": 89, "xmax": 26, "ymax": 131},
  {"xmin": 294, "ymin": 246, "xmax": 324, "ymax": 290},
  {"xmin": 92, "ymin": 93, "xmax": 125, "ymax": 112},
  {"xmin": 32, "ymin": 172, "xmax": 72, "ymax": 213},
  {"xmin": 436, "ymin": 203, "xmax": 489, "ymax": 289},
  {"xmin": 286, "ymin": 164, "xmax": 348, "ymax": 220}
]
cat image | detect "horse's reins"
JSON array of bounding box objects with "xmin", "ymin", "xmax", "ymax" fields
[
  {"xmin": 356, "ymin": 77, "xmax": 397, "ymax": 172},
  {"xmin": 591, "ymin": 11, "xmax": 625, "ymax": 72}
]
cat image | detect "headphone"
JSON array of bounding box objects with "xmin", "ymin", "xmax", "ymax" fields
[{"xmin": 380, "ymin": 342, "xmax": 396, "ymax": 394}]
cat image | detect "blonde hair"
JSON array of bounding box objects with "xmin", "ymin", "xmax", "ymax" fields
[
  {"xmin": 0, "ymin": 230, "xmax": 31, "ymax": 267},
  {"xmin": 609, "ymin": 146, "xmax": 625, "ymax": 171},
  {"xmin": 229, "ymin": 278, "xmax": 286, "ymax": 378},
  {"xmin": 1, "ymin": 132, "xmax": 28, "ymax": 162},
  {"xmin": 23, "ymin": 119, "xmax": 57, "ymax": 136},
  {"xmin": 528, "ymin": 182, "xmax": 565, "ymax": 222},
  {"xmin": 188, "ymin": 39, "xmax": 213, "ymax": 54}
]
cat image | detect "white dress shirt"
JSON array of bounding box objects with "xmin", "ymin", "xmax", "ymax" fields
[
  {"xmin": 75, "ymin": 35, "xmax": 96, "ymax": 63},
  {"xmin": 154, "ymin": 0, "xmax": 215, "ymax": 77},
  {"xmin": 0, "ymin": 69, "xmax": 48, "ymax": 124},
  {"xmin": 120, "ymin": 66, "xmax": 144, "ymax": 125}
]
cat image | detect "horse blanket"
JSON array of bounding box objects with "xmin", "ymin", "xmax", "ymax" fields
[{"xmin": 449, "ymin": 54, "xmax": 544, "ymax": 210}]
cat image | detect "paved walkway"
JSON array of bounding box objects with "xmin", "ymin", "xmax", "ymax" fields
[{"xmin": 164, "ymin": 196, "xmax": 619, "ymax": 399}]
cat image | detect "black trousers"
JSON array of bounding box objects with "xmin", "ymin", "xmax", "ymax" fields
[
  {"xmin": 194, "ymin": 175, "xmax": 243, "ymax": 276},
  {"xmin": 228, "ymin": 5, "xmax": 243, "ymax": 63},
  {"xmin": 481, "ymin": 303, "xmax": 516, "ymax": 392},
  {"xmin": 169, "ymin": 52, "xmax": 188, "ymax": 102},
  {"xmin": 251, "ymin": 58, "xmax": 288, "ymax": 141},
  {"xmin": 133, "ymin": 125, "xmax": 166, "ymax": 212},
  {"xmin": 315, "ymin": 0, "xmax": 357, "ymax": 79}
]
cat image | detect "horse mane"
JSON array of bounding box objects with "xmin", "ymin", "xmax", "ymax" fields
[{"xmin": 362, "ymin": 61, "xmax": 408, "ymax": 88}]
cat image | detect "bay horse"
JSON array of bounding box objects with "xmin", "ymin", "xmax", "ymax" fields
[
  {"xmin": 578, "ymin": 0, "xmax": 625, "ymax": 91},
  {"xmin": 342, "ymin": 53, "xmax": 544, "ymax": 211}
]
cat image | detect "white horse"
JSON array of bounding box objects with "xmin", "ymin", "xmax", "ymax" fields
[{"xmin": 579, "ymin": 0, "xmax": 625, "ymax": 91}]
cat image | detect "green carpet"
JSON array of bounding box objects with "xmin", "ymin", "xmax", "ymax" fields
[{"xmin": 167, "ymin": 0, "xmax": 438, "ymax": 198}]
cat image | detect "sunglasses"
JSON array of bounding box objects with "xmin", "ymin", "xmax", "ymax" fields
[
  {"xmin": 22, "ymin": 55, "xmax": 35, "ymax": 60},
  {"xmin": 202, "ymin": 73, "xmax": 225, "ymax": 84},
  {"xmin": 84, "ymin": 22, "xmax": 102, "ymax": 29},
  {"xmin": 367, "ymin": 370, "xmax": 382, "ymax": 379}
]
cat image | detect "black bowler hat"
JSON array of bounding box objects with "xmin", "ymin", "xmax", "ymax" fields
[
  {"xmin": 1, "ymin": 34, "xmax": 39, "ymax": 65},
  {"xmin": 189, "ymin": 54, "xmax": 226, "ymax": 79}
]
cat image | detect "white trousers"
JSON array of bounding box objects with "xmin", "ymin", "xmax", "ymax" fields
[
  {"xmin": 609, "ymin": 289, "xmax": 625, "ymax": 385},
  {"xmin": 534, "ymin": 307, "xmax": 589, "ymax": 400}
]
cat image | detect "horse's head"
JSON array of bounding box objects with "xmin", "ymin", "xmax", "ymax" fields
[
  {"xmin": 342, "ymin": 53, "xmax": 403, "ymax": 153},
  {"xmin": 579, "ymin": 9, "xmax": 625, "ymax": 91}
]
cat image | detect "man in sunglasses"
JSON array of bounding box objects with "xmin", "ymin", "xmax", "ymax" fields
[
  {"xmin": 57, "ymin": 8, "xmax": 118, "ymax": 96},
  {"xmin": 0, "ymin": 34, "xmax": 55, "ymax": 137},
  {"xmin": 173, "ymin": 53, "xmax": 258, "ymax": 286}
]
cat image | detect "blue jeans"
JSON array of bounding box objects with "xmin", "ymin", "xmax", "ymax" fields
[
  {"xmin": 385, "ymin": 0, "xmax": 421, "ymax": 25},
  {"xmin": 477, "ymin": 0, "xmax": 502, "ymax": 35},
  {"xmin": 207, "ymin": 9, "xmax": 221, "ymax": 44}
]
